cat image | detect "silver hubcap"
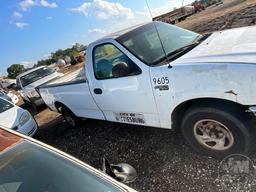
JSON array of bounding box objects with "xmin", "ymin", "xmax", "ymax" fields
[
  {"xmin": 193, "ymin": 119, "xmax": 234, "ymax": 151},
  {"xmin": 65, "ymin": 115, "xmax": 75, "ymax": 127}
]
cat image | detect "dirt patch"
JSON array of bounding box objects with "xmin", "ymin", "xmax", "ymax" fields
[
  {"xmin": 178, "ymin": 0, "xmax": 256, "ymax": 33},
  {"xmin": 58, "ymin": 62, "xmax": 84, "ymax": 74}
]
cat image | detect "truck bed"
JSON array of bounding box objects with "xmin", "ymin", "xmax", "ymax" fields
[{"xmin": 39, "ymin": 68, "xmax": 87, "ymax": 89}]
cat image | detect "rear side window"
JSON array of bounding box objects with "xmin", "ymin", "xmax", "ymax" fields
[{"xmin": 93, "ymin": 43, "xmax": 141, "ymax": 80}]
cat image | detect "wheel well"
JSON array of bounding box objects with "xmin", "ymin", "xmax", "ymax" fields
[
  {"xmin": 171, "ymin": 98, "xmax": 247, "ymax": 130},
  {"xmin": 55, "ymin": 101, "xmax": 66, "ymax": 112}
]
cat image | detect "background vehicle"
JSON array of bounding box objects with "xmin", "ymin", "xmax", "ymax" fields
[
  {"xmin": 39, "ymin": 21, "xmax": 256, "ymax": 158},
  {"xmin": 7, "ymin": 91, "xmax": 19, "ymax": 104},
  {"xmin": 0, "ymin": 78, "xmax": 16, "ymax": 89},
  {"xmin": 152, "ymin": 4, "xmax": 205, "ymax": 24},
  {"xmin": 0, "ymin": 97, "xmax": 38, "ymax": 136},
  {"xmin": 0, "ymin": 127, "xmax": 137, "ymax": 192},
  {"xmin": 16, "ymin": 66, "xmax": 63, "ymax": 110},
  {"xmin": 0, "ymin": 90, "xmax": 19, "ymax": 104},
  {"xmin": 0, "ymin": 90, "xmax": 12, "ymax": 102}
]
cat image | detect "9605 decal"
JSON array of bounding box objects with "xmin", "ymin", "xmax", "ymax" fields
[{"xmin": 152, "ymin": 77, "xmax": 170, "ymax": 91}]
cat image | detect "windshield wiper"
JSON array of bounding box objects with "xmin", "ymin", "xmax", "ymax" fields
[
  {"xmin": 166, "ymin": 33, "xmax": 212, "ymax": 62},
  {"xmin": 166, "ymin": 41, "xmax": 201, "ymax": 60},
  {"xmin": 151, "ymin": 42, "xmax": 200, "ymax": 66},
  {"xmin": 151, "ymin": 33, "xmax": 211, "ymax": 66}
]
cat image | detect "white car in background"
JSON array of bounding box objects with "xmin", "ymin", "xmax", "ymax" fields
[
  {"xmin": 0, "ymin": 97, "xmax": 38, "ymax": 136},
  {"xmin": 0, "ymin": 78, "xmax": 16, "ymax": 89},
  {"xmin": 0, "ymin": 90, "xmax": 19, "ymax": 104}
]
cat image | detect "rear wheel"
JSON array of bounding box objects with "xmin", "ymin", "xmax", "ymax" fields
[
  {"xmin": 24, "ymin": 98, "xmax": 38, "ymax": 111},
  {"xmin": 60, "ymin": 106, "xmax": 80, "ymax": 129},
  {"xmin": 181, "ymin": 105, "xmax": 255, "ymax": 158},
  {"xmin": 30, "ymin": 100, "xmax": 38, "ymax": 112}
]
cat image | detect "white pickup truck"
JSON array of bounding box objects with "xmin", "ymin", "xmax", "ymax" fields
[
  {"xmin": 39, "ymin": 21, "xmax": 256, "ymax": 158},
  {"xmin": 16, "ymin": 66, "xmax": 63, "ymax": 110}
]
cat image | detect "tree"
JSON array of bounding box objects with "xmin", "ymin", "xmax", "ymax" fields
[
  {"xmin": 50, "ymin": 45, "xmax": 85, "ymax": 63},
  {"xmin": 35, "ymin": 58, "xmax": 53, "ymax": 67},
  {"xmin": 68, "ymin": 50, "xmax": 80, "ymax": 58},
  {"xmin": 7, "ymin": 64, "xmax": 25, "ymax": 79},
  {"xmin": 51, "ymin": 49, "xmax": 64, "ymax": 62}
]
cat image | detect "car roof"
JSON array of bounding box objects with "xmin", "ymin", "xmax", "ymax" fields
[
  {"xmin": 93, "ymin": 21, "xmax": 152, "ymax": 43},
  {"xmin": 16, "ymin": 66, "xmax": 47, "ymax": 79},
  {"xmin": 0, "ymin": 128, "xmax": 23, "ymax": 153}
]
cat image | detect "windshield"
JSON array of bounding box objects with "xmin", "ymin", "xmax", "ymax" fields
[
  {"xmin": 0, "ymin": 97, "xmax": 14, "ymax": 113},
  {"xmin": 117, "ymin": 22, "xmax": 199, "ymax": 66},
  {"xmin": 20, "ymin": 67, "xmax": 55, "ymax": 87},
  {"xmin": 0, "ymin": 140, "xmax": 123, "ymax": 192}
]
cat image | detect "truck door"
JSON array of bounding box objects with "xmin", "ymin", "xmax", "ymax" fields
[{"xmin": 87, "ymin": 40, "xmax": 160, "ymax": 127}]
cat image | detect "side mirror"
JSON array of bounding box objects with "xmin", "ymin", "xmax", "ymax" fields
[
  {"xmin": 112, "ymin": 62, "xmax": 129, "ymax": 78},
  {"xmin": 102, "ymin": 158, "xmax": 137, "ymax": 183}
]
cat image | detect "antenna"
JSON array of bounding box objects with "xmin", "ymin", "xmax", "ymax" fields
[
  {"xmin": 145, "ymin": 0, "xmax": 171, "ymax": 67},
  {"xmin": 182, "ymin": 0, "xmax": 185, "ymax": 7}
]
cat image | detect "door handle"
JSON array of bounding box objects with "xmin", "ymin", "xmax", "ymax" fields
[{"xmin": 94, "ymin": 88, "xmax": 103, "ymax": 94}]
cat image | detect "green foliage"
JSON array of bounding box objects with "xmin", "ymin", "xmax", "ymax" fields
[
  {"xmin": 50, "ymin": 44, "xmax": 85, "ymax": 63},
  {"xmin": 7, "ymin": 64, "xmax": 25, "ymax": 78},
  {"xmin": 6, "ymin": 43, "xmax": 87, "ymax": 74},
  {"xmin": 51, "ymin": 49, "xmax": 64, "ymax": 62},
  {"xmin": 34, "ymin": 46, "xmax": 82, "ymax": 67},
  {"xmin": 68, "ymin": 50, "xmax": 80, "ymax": 58},
  {"xmin": 35, "ymin": 58, "xmax": 53, "ymax": 67}
]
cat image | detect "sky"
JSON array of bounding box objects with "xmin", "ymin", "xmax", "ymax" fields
[{"xmin": 0, "ymin": 0, "xmax": 194, "ymax": 76}]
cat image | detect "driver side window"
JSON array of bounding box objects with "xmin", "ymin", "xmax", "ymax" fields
[{"xmin": 93, "ymin": 43, "xmax": 141, "ymax": 80}]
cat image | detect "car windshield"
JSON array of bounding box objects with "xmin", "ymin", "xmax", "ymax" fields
[
  {"xmin": 117, "ymin": 22, "xmax": 200, "ymax": 66},
  {"xmin": 20, "ymin": 67, "xmax": 55, "ymax": 87},
  {"xmin": 0, "ymin": 140, "xmax": 123, "ymax": 192},
  {"xmin": 0, "ymin": 97, "xmax": 13, "ymax": 113}
]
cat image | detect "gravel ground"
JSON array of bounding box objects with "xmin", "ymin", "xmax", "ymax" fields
[
  {"xmin": 36, "ymin": 115, "xmax": 256, "ymax": 192},
  {"xmin": 29, "ymin": 1, "xmax": 256, "ymax": 192},
  {"xmin": 188, "ymin": 4, "xmax": 256, "ymax": 34}
]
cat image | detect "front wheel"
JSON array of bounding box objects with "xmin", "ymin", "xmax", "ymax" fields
[{"xmin": 181, "ymin": 105, "xmax": 255, "ymax": 158}]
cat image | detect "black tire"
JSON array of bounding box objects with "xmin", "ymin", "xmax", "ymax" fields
[
  {"xmin": 181, "ymin": 105, "xmax": 255, "ymax": 158},
  {"xmin": 32, "ymin": 118, "xmax": 41, "ymax": 138},
  {"xmin": 30, "ymin": 100, "xmax": 38, "ymax": 112},
  {"xmin": 33, "ymin": 128, "xmax": 42, "ymax": 139},
  {"xmin": 60, "ymin": 106, "xmax": 80, "ymax": 129},
  {"xmin": 23, "ymin": 99, "xmax": 30, "ymax": 107},
  {"xmin": 24, "ymin": 98, "xmax": 38, "ymax": 112}
]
